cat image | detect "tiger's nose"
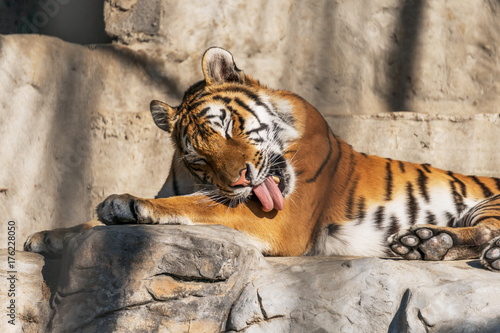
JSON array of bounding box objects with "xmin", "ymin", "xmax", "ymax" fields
[{"xmin": 231, "ymin": 165, "xmax": 251, "ymax": 187}]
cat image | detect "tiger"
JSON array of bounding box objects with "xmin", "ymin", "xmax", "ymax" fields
[{"xmin": 24, "ymin": 47, "xmax": 500, "ymax": 272}]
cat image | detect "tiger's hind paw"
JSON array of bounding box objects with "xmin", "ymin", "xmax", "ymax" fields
[
  {"xmin": 480, "ymin": 236, "xmax": 500, "ymax": 271},
  {"xmin": 388, "ymin": 225, "xmax": 453, "ymax": 261}
]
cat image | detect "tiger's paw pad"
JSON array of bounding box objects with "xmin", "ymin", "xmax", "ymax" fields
[
  {"xmin": 388, "ymin": 226, "xmax": 453, "ymax": 261},
  {"xmin": 480, "ymin": 236, "xmax": 500, "ymax": 271},
  {"xmin": 97, "ymin": 194, "xmax": 144, "ymax": 225}
]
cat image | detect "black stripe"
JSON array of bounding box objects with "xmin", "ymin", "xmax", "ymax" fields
[
  {"xmin": 421, "ymin": 163, "xmax": 432, "ymax": 173},
  {"xmin": 445, "ymin": 212, "xmax": 455, "ymax": 227},
  {"xmin": 406, "ymin": 182, "xmax": 418, "ymax": 225},
  {"xmin": 224, "ymin": 86, "xmax": 275, "ymax": 116},
  {"xmin": 494, "ymin": 178, "xmax": 500, "ymax": 192},
  {"xmin": 472, "ymin": 215, "xmax": 500, "ymax": 225},
  {"xmin": 355, "ymin": 197, "xmax": 366, "ymax": 224},
  {"xmin": 329, "ymin": 138, "xmax": 343, "ymax": 180},
  {"xmin": 343, "ymin": 152, "xmax": 357, "ymax": 187},
  {"xmin": 384, "ymin": 215, "xmax": 400, "ymax": 242},
  {"xmin": 449, "ymin": 180, "xmax": 466, "ymax": 215},
  {"xmin": 246, "ymin": 124, "xmax": 269, "ymax": 135},
  {"xmin": 219, "ymin": 108, "xmax": 227, "ymax": 122},
  {"xmin": 345, "ymin": 178, "xmax": 359, "ymax": 220},
  {"xmin": 226, "ymin": 105, "xmax": 246, "ymax": 132},
  {"xmin": 361, "ymin": 152, "xmax": 367, "ymax": 157},
  {"xmin": 384, "ymin": 162, "xmax": 393, "ymax": 201},
  {"xmin": 447, "ymin": 171, "xmax": 467, "ymax": 197},
  {"xmin": 471, "ymin": 176, "xmax": 493, "ymax": 198},
  {"xmin": 202, "ymin": 119, "xmax": 222, "ymax": 130},
  {"xmin": 385, "ymin": 215, "xmax": 401, "ymax": 256},
  {"xmin": 374, "ymin": 206, "xmax": 385, "ymax": 228},
  {"xmin": 249, "ymin": 138, "xmax": 264, "ymax": 143},
  {"xmin": 234, "ymin": 97, "xmax": 262, "ymax": 124},
  {"xmin": 425, "ymin": 211, "xmax": 437, "ymax": 225},
  {"xmin": 192, "ymin": 126, "xmax": 202, "ymax": 146},
  {"xmin": 417, "ymin": 169, "xmax": 430, "ymax": 202},
  {"xmin": 271, "ymin": 122, "xmax": 285, "ymax": 151},
  {"xmin": 198, "ymin": 107, "xmax": 211, "ymax": 117},
  {"xmin": 213, "ymin": 95, "xmax": 232, "ymax": 104},
  {"xmin": 306, "ymin": 124, "xmax": 333, "ymax": 183},
  {"xmin": 327, "ymin": 224, "xmax": 340, "ymax": 235},
  {"xmin": 399, "ymin": 161, "xmax": 406, "ymax": 173},
  {"xmin": 189, "ymin": 100, "xmax": 205, "ymax": 111}
]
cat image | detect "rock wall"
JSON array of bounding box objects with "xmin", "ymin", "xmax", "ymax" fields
[
  {"xmin": 13, "ymin": 225, "xmax": 500, "ymax": 332},
  {"xmin": 0, "ymin": 34, "xmax": 176, "ymax": 248},
  {"xmin": 105, "ymin": 0, "xmax": 500, "ymax": 115}
]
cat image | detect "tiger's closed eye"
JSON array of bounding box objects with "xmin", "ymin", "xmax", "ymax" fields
[{"xmin": 191, "ymin": 158, "xmax": 207, "ymax": 165}]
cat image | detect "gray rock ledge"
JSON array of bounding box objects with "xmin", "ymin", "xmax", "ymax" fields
[{"xmin": 14, "ymin": 225, "xmax": 500, "ymax": 332}]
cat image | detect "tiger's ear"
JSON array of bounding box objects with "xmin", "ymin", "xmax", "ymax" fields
[
  {"xmin": 150, "ymin": 100, "xmax": 177, "ymax": 133},
  {"xmin": 202, "ymin": 47, "xmax": 244, "ymax": 85}
]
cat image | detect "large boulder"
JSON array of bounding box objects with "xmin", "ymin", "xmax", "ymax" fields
[
  {"xmin": 36, "ymin": 225, "xmax": 500, "ymax": 332},
  {"xmin": 46, "ymin": 225, "xmax": 265, "ymax": 332}
]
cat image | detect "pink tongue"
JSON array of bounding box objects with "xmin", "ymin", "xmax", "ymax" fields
[{"xmin": 252, "ymin": 176, "xmax": 284, "ymax": 212}]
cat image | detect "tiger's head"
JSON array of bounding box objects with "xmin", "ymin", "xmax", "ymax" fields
[{"xmin": 150, "ymin": 47, "xmax": 299, "ymax": 212}]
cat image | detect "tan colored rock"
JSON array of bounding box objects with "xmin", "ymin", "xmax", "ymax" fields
[
  {"xmin": 0, "ymin": 34, "xmax": 176, "ymax": 249},
  {"xmin": 105, "ymin": 0, "xmax": 500, "ymax": 115}
]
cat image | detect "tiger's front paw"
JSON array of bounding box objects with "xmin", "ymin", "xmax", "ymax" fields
[
  {"xmin": 97, "ymin": 194, "xmax": 151, "ymax": 225},
  {"xmin": 480, "ymin": 236, "xmax": 500, "ymax": 272},
  {"xmin": 388, "ymin": 225, "xmax": 453, "ymax": 261},
  {"xmin": 24, "ymin": 230, "xmax": 63, "ymax": 256}
]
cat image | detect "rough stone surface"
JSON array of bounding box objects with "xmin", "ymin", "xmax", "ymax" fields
[
  {"xmin": 0, "ymin": 250, "xmax": 50, "ymax": 333},
  {"xmin": 0, "ymin": 34, "xmax": 176, "ymax": 249},
  {"xmin": 105, "ymin": 0, "xmax": 500, "ymax": 115},
  {"xmin": 29, "ymin": 225, "xmax": 500, "ymax": 332},
  {"xmin": 241, "ymin": 257, "xmax": 500, "ymax": 333},
  {"xmin": 46, "ymin": 225, "xmax": 265, "ymax": 332}
]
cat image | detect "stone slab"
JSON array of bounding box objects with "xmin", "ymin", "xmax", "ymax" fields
[{"xmin": 26, "ymin": 224, "xmax": 500, "ymax": 332}]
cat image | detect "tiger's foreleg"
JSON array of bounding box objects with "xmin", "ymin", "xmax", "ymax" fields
[
  {"xmin": 388, "ymin": 195, "xmax": 500, "ymax": 271},
  {"xmin": 24, "ymin": 218, "xmax": 103, "ymax": 256},
  {"xmin": 96, "ymin": 193, "xmax": 310, "ymax": 256}
]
